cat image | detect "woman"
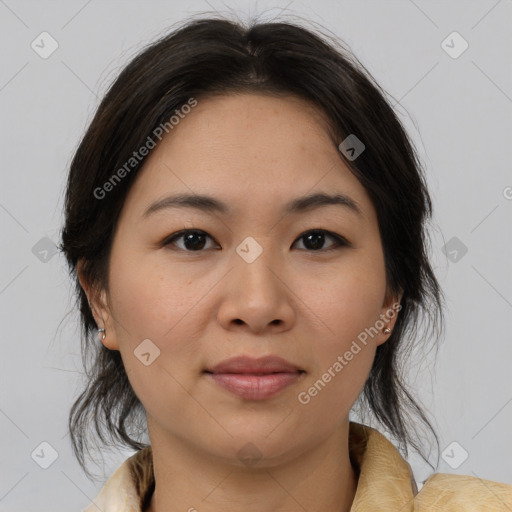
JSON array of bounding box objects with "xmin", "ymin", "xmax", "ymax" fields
[{"xmin": 60, "ymin": 16, "xmax": 512, "ymax": 512}]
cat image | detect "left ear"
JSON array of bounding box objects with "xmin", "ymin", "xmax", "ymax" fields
[{"xmin": 375, "ymin": 289, "xmax": 403, "ymax": 347}]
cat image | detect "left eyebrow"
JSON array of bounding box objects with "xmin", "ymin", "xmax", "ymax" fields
[
  {"xmin": 284, "ymin": 192, "xmax": 362, "ymax": 217},
  {"xmin": 142, "ymin": 191, "xmax": 363, "ymax": 218}
]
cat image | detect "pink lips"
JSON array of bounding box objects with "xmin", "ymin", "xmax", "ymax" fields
[{"xmin": 205, "ymin": 355, "xmax": 305, "ymax": 400}]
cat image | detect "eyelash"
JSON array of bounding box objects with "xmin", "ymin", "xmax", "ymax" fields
[{"xmin": 161, "ymin": 229, "xmax": 349, "ymax": 253}]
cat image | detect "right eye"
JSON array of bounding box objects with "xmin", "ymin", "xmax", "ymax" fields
[{"xmin": 162, "ymin": 229, "xmax": 219, "ymax": 252}]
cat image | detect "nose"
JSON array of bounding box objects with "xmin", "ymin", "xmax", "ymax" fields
[{"xmin": 216, "ymin": 242, "xmax": 295, "ymax": 334}]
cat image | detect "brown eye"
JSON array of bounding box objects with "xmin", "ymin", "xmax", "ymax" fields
[
  {"xmin": 163, "ymin": 230, "xmax": 218, "ymax": 251},
  {"xmin": 293, "ymin": 229, "xmax": 348, "ymax": 251}
]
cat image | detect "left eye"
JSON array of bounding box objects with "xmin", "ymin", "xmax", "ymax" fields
[
  {"xmin": 162, "ymin": 229, "xmax": 348, "ymax": 252},
  {"xmin": 292, "ymin": 229, "xmax": 348, "ymax": 251}
]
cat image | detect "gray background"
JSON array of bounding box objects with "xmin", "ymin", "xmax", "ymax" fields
[{"xmin": 1, "ymin": 0, "xmax": 511, "ymax": 510}]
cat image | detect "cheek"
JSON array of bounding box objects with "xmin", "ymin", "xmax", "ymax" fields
[
  {"xmin": 306, "ymin": 252, "xmax": 387, "ymax": 347},
  {"xmin": 107, "ymin": 254, "xmax": 207, "ymax": 422},
  {"xmin": 294, "ymin": 253, "xmax": 385, "ymax": 415},
  {"xmin": 108, "ymin": 244, "xmax": 206, "ymax": 342},
  {"xmin": 295, "ymin": 293, "xmax": 378, "ymax": 428},
  {"xmin": 297, "ymin": 343, "xmax": 374, "ymax": 424}
]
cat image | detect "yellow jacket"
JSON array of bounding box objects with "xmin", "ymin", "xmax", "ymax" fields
[{"xmin": 82, "ymin": 422, "xmax": 512, "ymax": 511}]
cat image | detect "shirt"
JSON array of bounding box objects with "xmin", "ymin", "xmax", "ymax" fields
[{"xmin": 82, "ymin": 422, "xmax": 512, "ymax": 511}]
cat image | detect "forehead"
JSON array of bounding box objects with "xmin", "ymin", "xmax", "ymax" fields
[
  {"xmin": 123, "ymin": 93, "xmax": 375, "ymax": 220},
  {"xmin": 164, "ymin": 93, "xmax": 336, "ymax": 163}
]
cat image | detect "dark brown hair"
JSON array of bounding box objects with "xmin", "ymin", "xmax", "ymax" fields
[{"xmin": 60, "ymin": 15, "xmax": 444, "ymax": 479}]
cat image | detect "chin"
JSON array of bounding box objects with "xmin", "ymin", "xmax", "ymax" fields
[{"xmin": 204, "ymin": 428, "xmax": 310, "ymax": 469}]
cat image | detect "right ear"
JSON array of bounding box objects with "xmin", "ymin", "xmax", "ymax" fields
[{"xmin": 77, "ymin": 260, "xmax": 119, "ymax": 350}]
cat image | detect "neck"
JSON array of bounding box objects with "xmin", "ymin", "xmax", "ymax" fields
[{"xmin": 146, "ymin": 421, "xmax": 358, "ymax": 512}]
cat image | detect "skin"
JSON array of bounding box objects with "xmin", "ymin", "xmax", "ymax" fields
[{"xmin": 80, "ymin": 93, "xmax": 401, "ymax": 512}]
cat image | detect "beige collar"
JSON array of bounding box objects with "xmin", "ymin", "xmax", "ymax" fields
[{"xmin": 348, "ymin": 422, "xmax": 417, "ymax": 511}]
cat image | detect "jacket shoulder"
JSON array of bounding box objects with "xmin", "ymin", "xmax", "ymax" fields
[
  {"xmin": 80, "ymin": 457, "xmax": 141, "ymax": 512},
  {"xmin": 414, "ymin": 473, "xmax": 512, "ymax": 511}
]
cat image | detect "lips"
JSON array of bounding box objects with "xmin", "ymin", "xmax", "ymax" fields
[
  {"xmin": 206, "ymin": 355, "xmax": 303, "ymax": 374},
  {"xmin": 205, "ymin": 355, "xmax": 305, "ymax": 400}
]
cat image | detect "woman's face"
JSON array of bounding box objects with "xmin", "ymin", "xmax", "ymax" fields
[{"xmin": 85, "ymin": 93, "xmax": 400, "ymax": 466}]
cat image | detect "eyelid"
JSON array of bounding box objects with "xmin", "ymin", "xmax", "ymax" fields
[
  {"xmin": 293, "ymin": 229, "xmax": 349, "ymax": 251},
  {"xmin": 161, "ymin": 229, "xmax": 219, "ymax": 250}
]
